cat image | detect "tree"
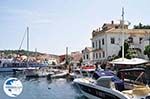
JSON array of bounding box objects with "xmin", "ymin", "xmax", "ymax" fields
[
  {"xmin": 126, "ymin": 49, "xmax": 137, "ymax": 59},
  {"xmin": 144, "ymin": 45, "xmax": 150, "ymax": 60},
  {"xmin": 118, "ymin": 40, "xmax": 138, "ymax": 59},
  {"xmin": 134, "ymin": 23, "xmax": 150, "ymax": 29},
  {"xmin": 118, "ymin": 41, "xmax": 130, "ymax": 58}
]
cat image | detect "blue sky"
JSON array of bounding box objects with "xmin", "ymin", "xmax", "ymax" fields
[{"xmin": 0, "ymin": 0, "xmax": 150, "ymax": 55}]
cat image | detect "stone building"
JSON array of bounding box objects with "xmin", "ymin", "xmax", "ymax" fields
[{"xmin": 91, "ymin": 20, "xmax": 150, "ymax": 63}]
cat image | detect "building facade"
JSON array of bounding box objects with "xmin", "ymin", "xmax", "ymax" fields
[
  {"xmin": 91, "ymin": 21, "xmax": 150, "ymax": 63},
  {"xmin": 82, "ymin": 47, "xmax": 93, "ymax": 65}
]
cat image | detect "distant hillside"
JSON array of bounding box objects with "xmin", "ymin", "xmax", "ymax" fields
[{"xmin": 0, "ymin": 49, "xmax": 46, "ymax": 57}]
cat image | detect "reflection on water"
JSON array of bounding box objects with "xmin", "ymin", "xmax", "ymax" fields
[{"xmin": 0, "ymin": 72, "xmax": 87, "ymax": 99}]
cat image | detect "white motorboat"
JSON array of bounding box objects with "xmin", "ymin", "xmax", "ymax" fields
[
  {"xmin": 50, "ymin": 69, "xmax": 68, "ymax": 78},
  {"xmin": 25, "ymin": 67, "xmax": 54, "ymax": 77},
  {"xmin": 69, "ymin": 65, "xmax": 99, "ymax": 79},
  {"xmin": 73, "ymin": 70, "xmax": 150, "ymax": 99}
]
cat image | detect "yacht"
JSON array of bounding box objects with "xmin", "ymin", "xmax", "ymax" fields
[{"xmin": 73, "ymin": 70, "xmax": 150, "ymax": 99}]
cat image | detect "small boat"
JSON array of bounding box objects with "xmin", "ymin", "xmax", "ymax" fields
[
  {"xmin": 81, "ymin": 65, "xmax": 96, "ymax": 71},
  {"xmin": 69, "ymin": 65, "xmax": 98, "ymax": 79},
  {"xmin": 73, "ymin": 70, "xmax": 150, "ymax": 99},
  {"xmin": 50, "ymin": 69, "xmax": 68, "ymax": 78},
  {"xmin": 25, "ymin": 67, "xmax": 54, "ymax": 78}
]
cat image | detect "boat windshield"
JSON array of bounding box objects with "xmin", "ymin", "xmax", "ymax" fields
[
  {"xmin": 92, "ymin": 70, "xmax": 115, "ymax": 80},
  {"xmin": 111, "ymin": 76, "xmax": 121, "ymax": 82}
]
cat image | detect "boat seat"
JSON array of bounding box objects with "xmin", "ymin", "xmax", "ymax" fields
[
  {"xmin": 122, "ymin": 85, "xmax": 150, "ymax": 96},
  {"xmin": 132, "ymin": 86, "xmax": 150, "ymax": 96}
]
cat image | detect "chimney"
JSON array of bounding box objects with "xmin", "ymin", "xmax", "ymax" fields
[
  {"xmin": 111, "ymin": 20, "xmax": 114, "ymax": 24},
  {"xmin": 99, "ymin": 27, "xmax": 100, "ymax": 31}
]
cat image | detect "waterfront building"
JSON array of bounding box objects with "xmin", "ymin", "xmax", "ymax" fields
[
  {"xmin": 70, "ymin": 51, "xmax": 82, "ymax": 65},
  {"xmin": 36, "ymin": 54, "xmax": 59, "ymax": 64},
  {"xmin": 82, "ymin": 47, "xmax": 93, "ymax": 65},
  {"xmin": 91, "ymin": 20, "xmax": 150, "ymax": 63}
]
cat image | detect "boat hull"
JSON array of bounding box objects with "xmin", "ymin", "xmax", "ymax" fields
[
  {"xmin": 73, "ymin": 78, "xmax": 129, "ymax": 99},
  {"xmin": 0, "ymin": 68, "xmax": 14, "ymax": 72},
  {"xmin": 77, "ymin": 83, "xmax": 124, "ymax": 99}
]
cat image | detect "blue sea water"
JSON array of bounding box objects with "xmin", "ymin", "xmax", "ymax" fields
[{"xmin": 0, "ymin": 72, "xmax": 87, "ymax": 99}]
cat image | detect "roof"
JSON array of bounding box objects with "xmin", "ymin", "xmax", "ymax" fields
[
  {"xmin": 102, "ymin": 20, "xmax": 128, "ymax": 30},
  {"xmin": 92, "ymin": 28, "xmax": 150, "ymax": 38},
  {"xmin": 119, "ymin": 68, "xmax": 145, "ymax": 72},
  {"xmin": 86, "ymin": 47, "xmax": 93, "ymax": 51},
  {"xmin": 82, "ymin": 47, "xmax": 93, "ymax": 53},
  {"xmin": 106, "ymin": 28, "xmax": 150, "ymax": 34}
]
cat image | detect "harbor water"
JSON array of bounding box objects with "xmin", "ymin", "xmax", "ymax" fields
[{"xmin": 0, "ymin": 72, "xmax": 87, "ymax": 99}]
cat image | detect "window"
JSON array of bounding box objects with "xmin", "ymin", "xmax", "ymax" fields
[
  {"xmin": 99, "ymin": 40, "xmax": 101, "ymax": 49},
  {"xmin": 93, "ymin": 53, "xmax": 95, "ymax": 59},
  {"xmin": 128, "ymin": 37, "xmax": 133, "ymax": 43},
  {"xmin": 102, "ymin": 38, "xmax": 104, "ymax": 45},
  {"xmin": 139, "ymin": 37, "xmax": 143, "ymax": 44},
  {"xmin": 115, "ymin": 26, "xmax": 119, "ymax": 29},
  {"xmin": 99, "ymin": 53, "xmax": 101, "ymax": 58},
  {"xmin": 83, "ymin": 55, "xmax": 85, "ymax": 59},
  {"xmin": 92, "ymin": 42, "xmax": 95, "ymax": 48},
  {"xmin": 111, "ymin": 37, "xmax": 115, "ymax": 44},
  {"xmin": 103, "ymin": 51, "xmax": 105, "ymax": 58},
  {"xmin": 86, "ymin": 54, "xmax": 89, "ymax": 59},
  {"xmin": 96, "ymin": 53, "xmax": 98, "ymax": 59},
  {"xmin": 96, "ymin": 41, "xmax": 97, "ymax": 49}
]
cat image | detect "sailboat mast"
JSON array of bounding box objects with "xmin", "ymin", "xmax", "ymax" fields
[
  {"xmin": 66, "ymin": 47, "xmax": 68, "ymax": 65},
  {"xmin": 27, "ymin": 27, "xmax": 29, "ymax": 62},
  {"xmin": 121, "ymin": 7, "xmax": 125, "ymax": 59}
]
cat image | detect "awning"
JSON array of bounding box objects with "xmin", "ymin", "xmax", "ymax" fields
[
  {"xmin": 109, "ymin": 58, "xmax": 149, "ymax": 65},
  {"xmin": 109, "ymin": 58, "xmax": 131, "ymax": 65}
]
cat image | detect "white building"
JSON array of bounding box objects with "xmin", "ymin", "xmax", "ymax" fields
[
  {"xmin": 91, "ymin": 21, "xmax": 150, "ymax": 63},
  {"xmin": 82, "ymin": 47, "xmax": 93, "ymax": 65}
]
